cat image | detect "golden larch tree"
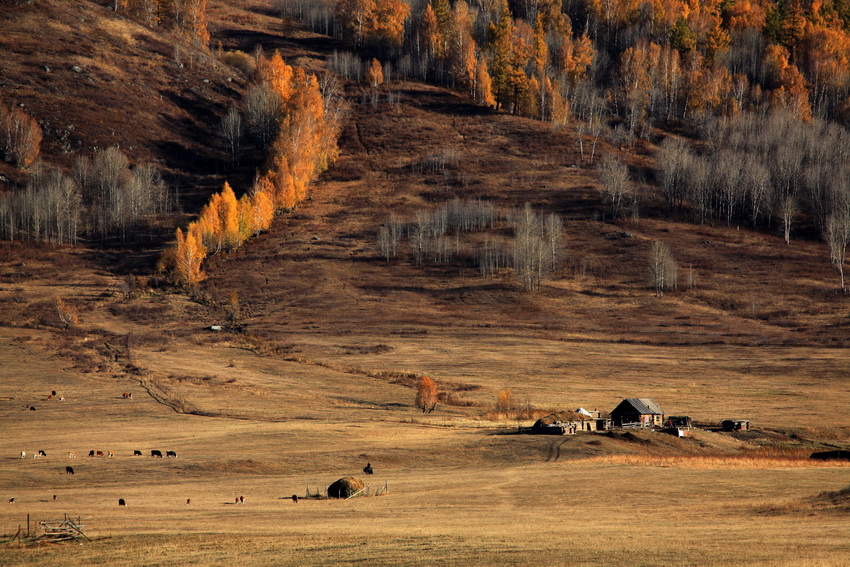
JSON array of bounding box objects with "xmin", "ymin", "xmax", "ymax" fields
[{"xmin": 416, "ymin": 376, "xmax": 438, "ymax": 413}]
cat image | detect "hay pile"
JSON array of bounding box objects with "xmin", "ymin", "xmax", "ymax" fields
[
  {"xmin": 533, "ymin": 412, "xmax": 585, "ymax": 428},
  {"xmin": 327, "ymin": 476, "xmax": 365, "ymax": 498}
]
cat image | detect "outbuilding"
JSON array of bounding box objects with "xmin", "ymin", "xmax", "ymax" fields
[
  {"xmin": 721, "ymin": 419, "xmax": 750, "ymax": 431},
  {"xmin": 610, "ymin": 398, "xmax": 664, "ymax": 428}
]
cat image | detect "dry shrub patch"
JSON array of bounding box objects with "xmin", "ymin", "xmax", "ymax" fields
[{"xmin": 587, "ymin": 454, "xmax": 850, "ymax": 469}]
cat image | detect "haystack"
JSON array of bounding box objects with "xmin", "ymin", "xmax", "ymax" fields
[
  {"xmin": 328, "ymin": 476, "xmax": 365, "ymax": 498},
  {"xmin": 532, "ymin": 412, "xmax": 584, "ymax": 429}
]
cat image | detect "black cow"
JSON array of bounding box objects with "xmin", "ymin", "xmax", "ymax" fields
[
  {"xmin": 38, "ymin": 450, "xmax": 46, "ymax": 457},
  {"xmin": 118, "ymin": 498, "xmax": 126, "ymax": 506},
  {"xmin": 88, "ymin": 450, "xmax": 95, "ymax": 457},
  {"xmin": 810, "ymin": 450, "xmax": 850, "ymax": 461},
  {"xmin": 166, "ymin": 450, "xmax": 177, "ymax": 458},
  {"xmin": 151, "ymin": 450, "xmax": 163, "ymax": 458},
  {"xmin": 133, "ymin": 450, "xmax": 142, "ymax": 456},
  {"xmin": 65, "ymin": 466, "xmax": 74, "ymax": 475},
  {"xmin": 363, "ymin": 462, "xmax": 373, "ymax": 475},
  {"xmin": 291, "ymin": 495, "xmax": 299, "ymax": 503}
]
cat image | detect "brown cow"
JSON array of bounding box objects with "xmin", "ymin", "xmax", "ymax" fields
[{"xmin": 96, "ymin": 451, "xmax": 104, "ymax": 457}]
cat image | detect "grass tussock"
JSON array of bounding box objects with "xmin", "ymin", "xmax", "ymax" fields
[{"xmin": 586, "ymin": 454, "xmax": 850, "ymax": 469}]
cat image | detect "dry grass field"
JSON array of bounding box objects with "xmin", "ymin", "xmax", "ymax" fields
[{"xmin": 2, "ymin": 0, "xmax": 850, "ymax": 565}]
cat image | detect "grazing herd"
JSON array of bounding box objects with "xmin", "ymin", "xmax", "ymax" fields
[
  {"xmin": 10, "ymin": 453, "xmax": 378, "ymax": 507},
  {"xmin": 14, "ymin": 390, "xmax": 381, "ymax": 509}
]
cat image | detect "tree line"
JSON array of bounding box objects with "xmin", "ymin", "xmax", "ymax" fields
[
  {"xmin": 280, "ymin": 0, "xmax": 850, "ymax": 135},
  {"xmin": 0, "ymin": 144, "xmax": 172, "ymax": 245},
  {"xmin": 378, "ymin": 200, "xmax": 565, "ymax": 291},
  {"xmin": 117, "ymin": 0, "xmax": 210, "ymax": 48},
  {"xmin": 164, "ymin": 51, "xmax": 345, "ymax": 284}
]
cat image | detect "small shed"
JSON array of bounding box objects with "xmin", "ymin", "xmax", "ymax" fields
[
  {"xmin": 665, "ymin": 416, "xmax": 692, "ymax": 428},
  {"xmin": 721, "ymin": 419, "xmax": 749, "ymax": 431},
  {"xmin": 610, "ymin": 398, "xmax": 664, "ymax": 428}
]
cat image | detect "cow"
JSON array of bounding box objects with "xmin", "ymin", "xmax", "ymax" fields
[
  {"xmin": 96, "ymin": 451, "xmax": 104, "ymax": 457},
  {"xmin": 166, "ymin": 450, "xmax": 177, "ymax": 458},
  {"xmin": 20, "ymin": 451, "xmax": 25, "ymax": 459},
  {"xmin": 68, "ymin": 451, "xmax": 76, "ymax": 458},
  {"xmin": 53, "ymin": 495, "xmax": 57, "ymax": 501},
  {"xmin": 122, "ymin": 392, "xmax": 131, "ymax": 399},
  {"xmin": 38, "ymin": 450, "xmax": 46, "ymax": 457},
  {"xmin": 88, "ymin": 450, "xmax": 95, "ymax": 457},
  {"xmin": 65, "ymin": 466, "xmax": 74, "ymax": 475},
  {"xmin": 46, "ymin": 394, "xmax": 53, "ymax": 400},
  {"xmin": 240, "ymin": 495, "xmax": 244, "ymax": 504},
  {"xmin": 363, "ymin": 462, "xmax": 373, "ymax": 475},
  {"xmin": 107, "ymin": 451, "xmax": 114, "ymax": 458},
  {"xmin": 51, "ymin": 391, "xmax": 56, "ymax": 397},
  {"xmin": 151, "ymin": 450, "xmax": 163, "ymax": 458},
  {"xmin": 186, "ymin": 499, "xmax": 191, "ymax": 505},
  {"xmin": 8, "ymin": 498, "xmax": 14, "ymax": 504},
  {"xmin": 291, "ymin": 495, "xmax": 299, "ymax": 503},
  {"xmin": 133, "ymin": 450, "xmax": 142, "ymax": 456},
  {"xmin": 29, "ymin": 406, "xmax": 36, "ymax": 411},
  {"xmin": 58, "ymin": 397, "xmax": 64, "ymax": 401},
  {"xmin": 118, "ymin": 498, "xmax": 126, "ymax": 506}
]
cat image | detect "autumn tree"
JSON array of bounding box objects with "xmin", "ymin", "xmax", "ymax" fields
[
  {"xmin": 0, "ymin": 104, "xmax": 42, "ymax": 169},
  {"xmin": 416, "ymin": 376, "xmax": 438, "ymax": 413},
  {"xmin": 496, "ymin": 388, "xmax": 515, "ymax": 413},
  {"xmin": 173, "ymin": 224, "xmax": 207, "ymax": 284},
  {"xmin": 250, "ymin": 183, "xmax": 275, "ymax": 234},
  {"xmin": 55, "ymin": 297, "xmax": 79, "ymax": 330},
  {"xmin": 368, "ymin": 58, "xmax": 384, "ymax": 88}
]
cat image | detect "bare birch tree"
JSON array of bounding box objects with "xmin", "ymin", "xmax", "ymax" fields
[
  {"xmin": 599, "ymin": 153, "xmax": 630, "ymax": 221},
  {"xmin": 825, "ymin": 211, "xmax": 850, "ymax": 291},
  {"xmin": 648, "ymin": 241, "xmax": 678, "ymax": 296}
]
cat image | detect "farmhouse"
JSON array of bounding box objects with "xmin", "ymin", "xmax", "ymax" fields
[{"xmin": 610, "ymin": 398, "xmax": 664, "ymax": 428}]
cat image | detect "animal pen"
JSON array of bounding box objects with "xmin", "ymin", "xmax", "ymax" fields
[
  {"xmin": 8, "ymin": 514, "xmax": 90, "ymax": 545},
  {"xmin": 305, "ymin": 478, "xmax": 389, "ymax": 499}
]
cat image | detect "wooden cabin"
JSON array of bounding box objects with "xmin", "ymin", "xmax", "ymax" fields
[{"xmin": 610, "ymin": 398, "xmax": 664, "ymax": 428}]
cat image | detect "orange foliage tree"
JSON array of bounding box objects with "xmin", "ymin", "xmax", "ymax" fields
[
  {"xmin": 368, "ymin": 58, "xmax": 384, "ymax": 88},
  {"xmin": 173, "ymin": 224, "xmax": 207, "ymax": 284},
  {"xmin": 415, "ymin": 376, "xmax": 438, "ymax": 413},
  {"xmin": 0, "ymin": 103, "xmax": 42, "ymax": 169}
]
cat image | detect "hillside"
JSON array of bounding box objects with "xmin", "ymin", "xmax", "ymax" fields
[{"xmin": 1, "ymin": 0, "xmax": 850, "ymax": 565}]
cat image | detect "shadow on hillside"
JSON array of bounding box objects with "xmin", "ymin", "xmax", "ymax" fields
[{"xmin": 216, "ymin": 28, "xmax": 347, "ymax": 60}]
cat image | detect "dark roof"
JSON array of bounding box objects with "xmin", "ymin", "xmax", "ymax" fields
[{"xmin": 616, "ymin": 398, "xmax": 664, "ymax": 415}]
